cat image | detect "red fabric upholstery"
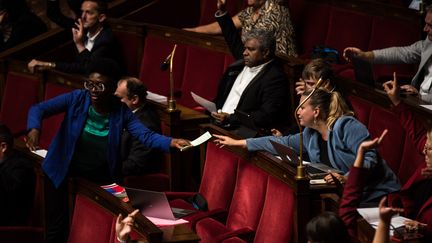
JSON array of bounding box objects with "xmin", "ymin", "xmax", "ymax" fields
[
  {"xmin": 68, "ymin": 195, "xmax": 115, "ymax": 243},
  {"xmin": 139, "ymin": 36, "xmax": 187, "ymax": 97},
  {"xmin": 224, "ymin": 54, "xmax": 236, "ymax": 70},
  {"xmin": 368, "ymin": 16, "xmax": 420, "ymax": 81},
  {"xmin": 253, "ymin": 175, "xmax": 295, "ymax": 243},
  {"xmin": 167, "ymin": 142, "xmax": 239, "ymax": 228},
  {"xmin": 291, "ymin": 1, "xmax": 330, "ymax": 55},
  {"xmin": 123, "ymin": 173, "xmax": 170, "ymax": 191},
  {"xmin": 177, "ymin": 46, "xmax": 226, "ymax": 108},
  {"xmin": 39, "ymin": 82, "xmax": 73, "ymax": 149},
  {"xmin": 325, "ymin": 7, "xmax": 372, "ymax": 57},
  {"xmin": 368, "ymin": 106, "xmax": 405, "ymax": 175},
  {"xmin": 195, "ymin": 159, "xmax": 268, "ymax": 242},
  {"xmin": 0, "ymin": 72, "xmax": 40, "ymax": 135},
  {"xmin": 113, "ymin": 29, "xmax": 142, "ymax": 76},
  {"xmin": 347, "ymin": 96, "xmax": 371, "ymax": 127},
  {"xmin": 222, "ymin": 237, "xmax": 246, "ymax": 243}
]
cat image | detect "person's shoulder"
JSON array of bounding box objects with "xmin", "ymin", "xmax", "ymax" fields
[{"xmin": 334, "ymin": 116, "xmax": 365, "ymax": 130}]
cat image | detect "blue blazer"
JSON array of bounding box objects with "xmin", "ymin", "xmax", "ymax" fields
[
  {"xmin": 247, "ymin": 116, "xmax": 401, "ymax": 202},
  {"xmin": 27, "ymin": 90, "xmax": 171, "ymax": 187}
]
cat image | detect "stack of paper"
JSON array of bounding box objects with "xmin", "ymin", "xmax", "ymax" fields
[{"xmin": 357, "ymin": 207, "xmax": 410, "ymax": 236}]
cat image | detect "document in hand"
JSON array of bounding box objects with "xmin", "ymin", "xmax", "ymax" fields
[
  {"xmin": 357, "ymin": 207, "xmax": 410, "ymax": 236},
  {"xmin": 191, "ymin": 92, "xmax": 217, "ymax": 113},
  {"xmin": 180, "ymin": 131, "xmax": 212, "ymax": 151}
]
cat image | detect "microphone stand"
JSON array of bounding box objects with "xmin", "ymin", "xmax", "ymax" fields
[
  {"xmin": 294, "ymin": 78, "xmax": 325, "ymax": 179},
  {"xmin": 166, "ymin": 44, "xmax": 177, "ymax": 112}
]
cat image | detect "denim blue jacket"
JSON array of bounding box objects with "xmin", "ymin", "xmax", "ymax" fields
[
  {"xmin": 247, "ymin": 116, "xmax": 401, "ymax": 202},
  {"xmin": 27, "ymin": 90, "xmax": 171, "ymax": 187}
]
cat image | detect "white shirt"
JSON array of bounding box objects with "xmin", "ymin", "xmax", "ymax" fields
[
  {"xmin": 221, "ymin": 60, "xmax": 271, "ymax": 114},
  {"xmin": 85, "ymin": 28, "xmax": 103, "ymax": 51},
  {"xmin": 419, "ymin": 58, "xmax": 432, "ymax": 96}
]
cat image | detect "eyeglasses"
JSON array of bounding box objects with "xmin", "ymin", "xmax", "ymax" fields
[
  {"xmin": 423, "ymin": 143, "xmax": 432, "ymax": 153},
  {"xmin": 84, "ymin": 80, "xmax": 105, "ymax": 92}
]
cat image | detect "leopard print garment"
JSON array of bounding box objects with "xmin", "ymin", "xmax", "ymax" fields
[{"xmin": 238, "ymin": 0, "xmax": 297, "ymax": 57}]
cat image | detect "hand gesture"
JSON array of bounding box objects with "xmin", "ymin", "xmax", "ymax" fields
[
  {"xmin": 343, "ymin": 47, "xmax": 363, "ymax": 62},
  {"xmin": 211, "ymin": 111, "xmax": 230, "ymax": 123},
  {"xmin": 116, "ymin": 209, "xmax": 139, "ymax": 242},
  {"xmin": 271, "ymin": 128, "xmax": 283, "ymax": 137},
  {"xmin": 170, "ymin": 138, "xmax": 191, "ymax": 149},
  {"xmin": 382, "ymin": 72, "xmax": 401, "ymax": 106},
  {"xmin": 217, "ymin": 0, "xmax": 226, "ymax": 12},
  {"xmin": 324, "ymin": 172, "xmax": 346, "ymax": 184},
  {"xmin": 24, "ymin": 128, "xmax": 40, "ymax": 151},
  {"xmin": 354, "ymin": 129, "xmax": 387, "ymax": 168},
  {"xmin": 378, "ymin": 196, "xmax": 404, "ymax": 224},
  {"xmin": 213, "ymin": 134, "xmax": 246, "ymax": 148},
  {"xmin": 72, "ymin": 19, "xmax": 86, "ymax": 52}
]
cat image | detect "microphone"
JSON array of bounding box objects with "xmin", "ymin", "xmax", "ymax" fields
[{"xmin": 160, "ymin": 53, "xmax": 172, "ymax": 71}]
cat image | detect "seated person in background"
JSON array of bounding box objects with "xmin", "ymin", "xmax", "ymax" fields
[
  {"xmin": 0, "ymin": 123, "xmax": 36, "ymax": 226},
  {"xmin": 0, "ymin": 0, "xmax": 47, "ymax": 52},
  {"xmin": 212, "ymin": 28, "xmax": 290, "ymax": 132},
  {"xmin": 28, "ymin": 0, "xmax": 122, "ymax": 75},
  {"xmin": 185, "ymin": 0, "xmax": 297, "ymax": 57},
  {"xmin": 308, "ymin": 131, "xmax": 404, "ymax": 243},
  {"xmin": 114, "ymin": 77, "xmax": 163, "ymax": 177},
  {"xmin": 25, "ymin": 59, "xmax": 189, "ymax": 243},
  {"xmin": 343, "ymin": 4, "xmax": 432, "ymax": 103},
  {"xmin": 295, "ymin": 58, "xmax": 336, "ymax": 96},
  {"xmin": 214, "ymin": 88, "xmax": 400, "ymax": 204},
  {"xmin": 382, "ymin": 72, "xmax": 432, "ymax": 239}
]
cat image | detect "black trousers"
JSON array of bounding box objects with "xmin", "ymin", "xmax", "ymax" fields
[{"xmin": 44, "ymin": 177, "xmax": 69, "ymax": 243}]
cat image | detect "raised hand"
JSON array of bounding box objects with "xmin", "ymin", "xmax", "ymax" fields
[
  {"xmin": 213, "ymin": 134, "xmax": 246, "ymax": 148},
  {"xmin": 116, "ymin": 209, "xmax": 139, "ymax": 242},
  {"xmin": 383, "ymin": 72, "xmax": 401, "ymax": 106}
]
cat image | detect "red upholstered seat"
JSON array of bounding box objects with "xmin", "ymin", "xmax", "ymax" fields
[
  {"xmin": 195, "ymin": 159, "xmax": 268, "ymax": 242},
  {"xmin": 347, "ymin": 96, "xmax": 372, "ymax": 127},
  {"xmin": 253, "ymin": 175, "xmax": 295, "ymax": 243},
  {"xmin": 113, "ymin": 27, "xmax": 143, "ymax": 76},
  {"xmin": 39, "ymin": 82, "xmax": 73, "ymax": 149},
  {"xmin": 139, "ymin": 36, "xmax": 187, "ymax": 97},
  {"xmin": 168, "ymin": 142, "xmax": 239, "ymax": 228},
  {"xmin": 368, "ymin": 16, "xmax": 420, "ymax": 82},
  {"xmin": 177, "ymin": 46, "xmax": 226, "ymax": 108},
  {"xmin": 222, "ymin": 237, "xmax": 246, "ymax": 243},
  {"xmin": 325, "ymin": 7, "xmax": 373, "ymax": 59},
  {"xmin": 68, "ymin": 194, "xmax": 116, "ymax": 243},
  {"xmin": 0, "ymin": 72, "xmax": 40, "ymax": 136},
  {"xmin": 368, "ymin": 106, "xmax": 405, "ymax": 175},
  {"xmin": 398, "ymin": 130, "xmax": 425, "ymax": 184}
]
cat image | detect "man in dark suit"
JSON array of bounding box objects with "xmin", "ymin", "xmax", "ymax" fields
[
  {"xmin": 28, "ymin": 0, "xmax": 122, "ymax": 75},
  {"xmin": 211, "ymin": 22, "xmax": 290, "ymax": 131},
  {"xmin": 114, "ymin": 77, "xmax": 163, "ymax": 177},
  {"xmin": 0, "ymin": 123, "xmax": 35, "ymax": 226}
]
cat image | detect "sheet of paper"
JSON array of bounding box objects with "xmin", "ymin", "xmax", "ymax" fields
[
  {"xmin": 420, "ymin": 105, "xmax": 432, "ymax": 111},
  {"xmin": 309, "ymin": 179, "xmax": 326, "ymax": 185},
  {"xmin": 145, "ymin": 216, "xmax": 188, "ymax": 227},
  {"xmin": 191, "ymin": 92, "xmax": 217, "ymax": 113},
  {"xmin": 147, "ymin": 91, "xmax": 167, "ymax": 103},
  {"xmin": 357, "ymin": 207, "xmax": 410, "ymax": 229},
  {"xmin": 31, "ymin": 149, "xmax": 48, "ymax": 158},
  {"xmin": 180, "ymin": 131, "xmax": 212, "ymax": 151}
]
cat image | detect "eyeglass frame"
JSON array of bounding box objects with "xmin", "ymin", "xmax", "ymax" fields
[{"xmin": 84, "ymin": 80, "xmax": 105, "ymax": 92}]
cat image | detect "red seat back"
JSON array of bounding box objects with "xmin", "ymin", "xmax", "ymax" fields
[
  {"xmin": 68, "ymin": 194, "xmax": 116, "ymax": 243},
  {"xmin": 348, "ymin": 96, "xmax": 372, "ymax": 127},
  {"xmin": 368, "ymin": 106, "xmax": 405, "ymax": 175},
  {"xmin": 0, "ymin": 72, "xmax": 40, "ymax": 135},
  {"xmin": 254, "ymin": 175, "xmax": 295, "ymax": 243},
  {"xmin": 226, "ymin": 159, "xmax": 268, "ymax": 231},
  {"xmin": 177, "ymin": 46, "xmax": 225, "ymax": 108},
  {"xmin": 39, "ymin": 82, "xmax": 73, "ymax": 149},
  {"xmin": 139, "ymin": 36, "xmax": 187, "ymax": 97},
  {"xmin": 199, "ymin": 142, "xmax": 238, "ymax": 211}
]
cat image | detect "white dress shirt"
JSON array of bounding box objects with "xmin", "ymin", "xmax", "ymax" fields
[
  {"xmin": 84, "ymin": 28, "xmax": 103, "ymax": 51},
  {"xmin": 221, "ymin": 60, "xmax": 271, "ymax": 114}
]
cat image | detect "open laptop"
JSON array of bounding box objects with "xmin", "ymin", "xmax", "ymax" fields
[
  {"xmin": 125, "ymin": 187, "xmax": 196, "ymax": 220},
  {"xmin": 270, "ymin": 140, "xmax": 342, "ymax": 179},
  {"xmin": 352, "ymin": 55, "xmax": 376, "ymax": 87}
]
